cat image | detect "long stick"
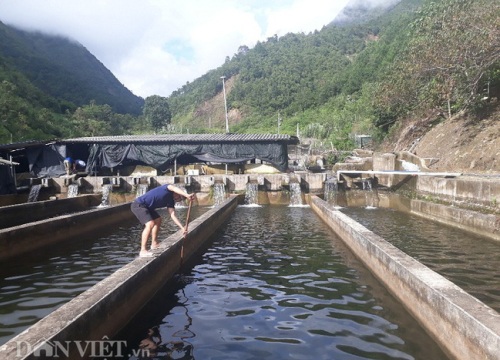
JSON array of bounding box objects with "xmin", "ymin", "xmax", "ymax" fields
[{"xmin": 180, "ymin": 199, "xmax": 193, "ymax": 268}]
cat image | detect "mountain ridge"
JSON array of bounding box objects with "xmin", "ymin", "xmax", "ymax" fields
[
  {"xmin": 331, "ymin": 0, "xmax": 403, "ymax": 26},
  {"xmin": 0, "ymin": 21, "xmax": 144, "ymax": 115}
]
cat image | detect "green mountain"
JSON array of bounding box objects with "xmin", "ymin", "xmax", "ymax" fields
[
  {"xmin": 0, "ymin": 21, "xmax": 144, "ymax": 115},
  {"xmin": 0, "ymin": 0, "xmax": 497, "ymax": 152},
  {"xmin": 166, "ymin": 0, "xmax": 498, "ymax": 153},
  {"xmin": 166, "ymin": 0, "xmax": 423, "ymax": 140}
]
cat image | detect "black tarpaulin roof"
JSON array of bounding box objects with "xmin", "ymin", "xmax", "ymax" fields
[
  {"xmin": 0, "ymin": 134, "xmax": 299, "ymax": 179},
  {"xmin": 61, "ymin": 134, "xmax": 299, "ymax": 173}
]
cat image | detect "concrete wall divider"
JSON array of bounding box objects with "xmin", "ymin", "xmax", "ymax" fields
[
  {"xmin": 410, "ymin": 199, "xmax": 500, "ymax": 242},
  {"xmin": 0, "ymin": 195, "xmax": 240, "ymax": 360},
  {"xmin": 0, "ymin": 195, "xmax": 101, "ymax": 229},
  {"xmin": 308, "ymin": 195, "xmax": 500, "ymax": 360},
  {"xmin": 0, "ymin": 202, "xmax": 135, "ymax": 261}
]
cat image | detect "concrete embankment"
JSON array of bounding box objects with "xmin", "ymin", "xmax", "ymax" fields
[
  {"xmin": 416, "ymin": 175, "xmax": 500, "ymax": 213},
  {"xmin": 0, "ymin": 200, "xmax": 135, "ymax": 262},
  {"xmin": 0, "ymin": 194, "xmax": 240, "ymax": 360},
  {"xmin": 0, "ymin": 195, "xmax": 101, "ymax": 229},
  {"xmin": 410, "ymin": 199, "xmax": 500, "ymax": 242},
  {"xmin": 308, "ymin": 195, "xmax": 500, "ymax": 360}
]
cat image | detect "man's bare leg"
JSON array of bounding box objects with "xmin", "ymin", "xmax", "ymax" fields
[
  {"xmin": 140, "ymin": 220, "xmax": 154, "ymax": 253},
  {"xmin": 150, "ymin": 218, "xmax": 161, "ymax": 249}
]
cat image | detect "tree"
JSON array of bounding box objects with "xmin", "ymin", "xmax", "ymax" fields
[
  {"xmin": 378, "ymin": 0, "xmax": 500, "ymax": 117},
  {"xmin": 69, "ymin": 102, "xmax": 112, "ymax": 137},
  {"xmin": 143, "ymin": 95, "xmax": 171, "ymax": 133}
]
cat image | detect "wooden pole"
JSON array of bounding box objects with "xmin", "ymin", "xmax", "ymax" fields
[{"xmin": 180, "ymin": 199, "xmax": 193, "ymax": 268}]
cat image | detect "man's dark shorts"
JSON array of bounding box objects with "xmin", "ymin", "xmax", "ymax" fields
[{"xmin": 131, "ymin": 202, "xmax": 160, "ymax": 225}]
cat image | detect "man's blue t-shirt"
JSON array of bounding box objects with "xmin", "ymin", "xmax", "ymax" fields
[{"xmin": 136, "ymin": 184, "xmax": 175, "ymax": 209}]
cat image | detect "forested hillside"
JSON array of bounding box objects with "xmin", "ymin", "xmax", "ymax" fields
[
  {"xmin": 0, "ymin": 0, "xmax": 498, "ymax": 162},
  {"xmin": 0, "ymin": 21, "xmax": 145, "ymax": 143},
  {"xmin": 168, "ymin": 0, "xmax": 499, "ymax": 152},
  {"xmin": 0, "ymin": 22, "xmax": 144, "ymax": 115}
]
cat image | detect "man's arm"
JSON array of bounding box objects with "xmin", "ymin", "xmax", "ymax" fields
[
  {"xmin": 167, "ymin": 184, "xmax": 195, "ymax": 200},
  {"xmin": 168, "ymin": 207, "xmax": 186, "ymax": 233}
]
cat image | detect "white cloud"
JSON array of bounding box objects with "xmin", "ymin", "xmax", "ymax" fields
[{"xmin": 0, "ymin": 0, "xmax": 350, "ymax": 98}]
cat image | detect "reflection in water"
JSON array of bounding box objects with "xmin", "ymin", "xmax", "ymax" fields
[
  {"xmin": 168, "ymin": 288, "xmax": 195, "ymax": 358},
  {"xmin": 125, "ymin": 206, "xmax": 448, "ymax": 360},
  {"xmin": 0, "ymin": 207, "xmax": 208, "ymax": 346},
  {"xmin": 341, "ymin": 207, "xmax": 500, "ymax": 313}
]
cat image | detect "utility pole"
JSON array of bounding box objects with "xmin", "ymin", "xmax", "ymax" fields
[
  {"xmin": 277, "ymin": 111, "xmax": 282, "ymax": 134},
  {"xmin": 221, "ymin": 76, "xmax": 229, "ymax": 133}
]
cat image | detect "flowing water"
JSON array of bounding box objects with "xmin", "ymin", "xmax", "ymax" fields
[
  {"xmin": 213, "ymin": 183, "xmax": 227, "ymax": 206},
  {"xmin": 0, "ymin": 207, "xmax": 208, "ymax": 346},
  {"xmin": 121, "ymin": 206, "xmax": 448, "ymax": 360},
  {"xmin": 67, "ymin": 184, "xmax": 79, "ymax": 198},
  {"xmin": 289, "ymin": 182, "xmax": 305, "ymax": 207},
  {"xmin": 27, "ymin": 184, "xmax": 42, "ymax": 202},
  {"xmin": 243, "ymin": 182, "xmax": 259, "ymax": 206},
  {"xmin": 323, "ymin": 178, "xmax": 339, "ymax": 205},
  {"xmin": 340, "ymin": 207, "xmax": 500, "ymax": 313},
  {"xmin": 136, "ymin": 184, "xmax": 149, "ymax": 198},
  {"xmin": 99, "ymin": 184, "xmax": 113, "ymax": 207}
]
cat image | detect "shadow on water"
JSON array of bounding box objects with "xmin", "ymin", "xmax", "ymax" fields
[{"xmin": 118, "ymin": 206, "xmax": 449, "ymax": 360}]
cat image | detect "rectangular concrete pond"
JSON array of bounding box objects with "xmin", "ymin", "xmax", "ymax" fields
[
  {"xmin": 1, "ymin": 193, "xmax": 498, "ymax": 360},
  {"xmin": 308, "ymin": 195, "xmax": 500, "ymax": 360},
  {"xmin": 0, "ymin": 195, "xmax": 240, "ymax": 360}
]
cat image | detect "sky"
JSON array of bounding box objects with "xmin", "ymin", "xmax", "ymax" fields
[{"xmin": 0, "ymin": 0, "xmax": 359, "ymax": 99}]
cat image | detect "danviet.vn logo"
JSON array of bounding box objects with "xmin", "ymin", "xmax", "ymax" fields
[{"xmin": 7, "ymin": 336, "xmax": 150, "ymax": 358}]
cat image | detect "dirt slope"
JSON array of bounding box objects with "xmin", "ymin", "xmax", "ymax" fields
[{"xmin": 380, "ymin": 107, "xmax": 500, "ymax": 175}]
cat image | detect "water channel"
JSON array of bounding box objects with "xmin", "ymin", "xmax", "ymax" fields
[
  {"xmin": 119, "ymin": 206, "xmax": 448, "ymax": 360},
  {"xmin": 340, "ymin": 206, "xmax": 500, "ymax": 313},
  {"xmin": 0, "ymin": 206, "xmax": 208, "ymax": 346}
]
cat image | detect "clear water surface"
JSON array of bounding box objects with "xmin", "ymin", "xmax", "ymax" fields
[
  {"xmin": 340, "ymin": 206, "xmax": 500, "ymax": 313},
  {"xmin": 0, "ymin": 206, "xmax": 206, "ymax": 345},
  {"xmin": 123, "ymin": 206, "xmax": 448, "ymax": 360}
]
